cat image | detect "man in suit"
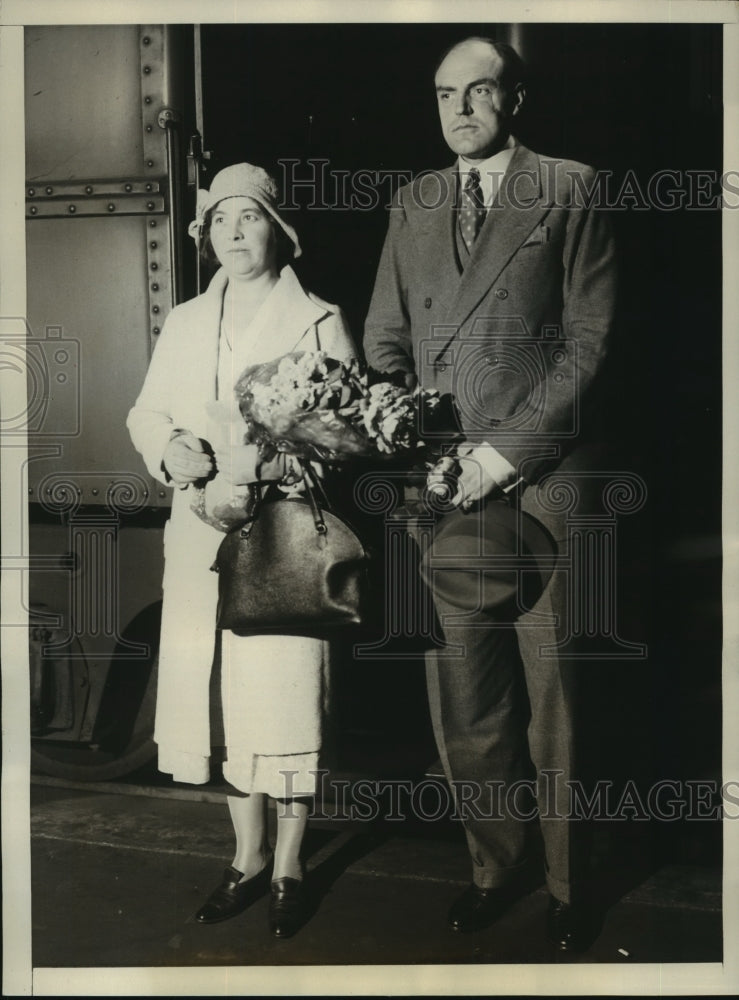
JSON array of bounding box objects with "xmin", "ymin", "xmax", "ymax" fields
[{"xmin": 364, "ymin": 37, "xmax": 616, "ymax": 950}]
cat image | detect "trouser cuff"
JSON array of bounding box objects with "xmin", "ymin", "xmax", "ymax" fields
[
  {"xmin": 545, "ymin": 872, "xmax": 580, "ymax": 905},
  {"xmin": 472, "ymin": 859, "xmax": 529, "ymax": 890}
]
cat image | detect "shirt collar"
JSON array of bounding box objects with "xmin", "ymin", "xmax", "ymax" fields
[{"xmin": 457, "ymin": 135, "xmax": 518, "ymax": 206}]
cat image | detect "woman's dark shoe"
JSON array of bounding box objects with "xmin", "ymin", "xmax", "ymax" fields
[
  {"xmin": 195, "ymin": 859, "xmax": 273, "ymax": 924},
  {"xmin": 269, "ymin": 877, "xmax": 310, "ymax": 938}
]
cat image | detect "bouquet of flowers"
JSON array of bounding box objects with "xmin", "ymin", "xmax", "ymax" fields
[
  {"xmin": 235, "ymin": 351, "xmax": 440, "ymax": 462},
  {"xmin": 191, "ymin": 351, "xmax": 446, "ymax": 532}
]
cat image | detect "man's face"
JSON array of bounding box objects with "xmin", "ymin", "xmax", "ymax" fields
[{"xmin": 435, "ymin": 41, "xmax": 524, "ymax": 162}]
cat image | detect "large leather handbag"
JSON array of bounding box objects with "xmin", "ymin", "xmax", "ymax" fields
[{"xmin": 213, "ymin": 470, "xmax": 369, "ymax": 636}]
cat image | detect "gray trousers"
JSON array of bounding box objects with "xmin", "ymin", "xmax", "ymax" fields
[{"xmin": 417, "ymin": 483, "xmax": 582, "ymax": 903}]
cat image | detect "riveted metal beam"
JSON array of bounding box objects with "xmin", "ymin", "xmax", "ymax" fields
[
  {"xmin": 26, "ymin": 179, "xmax": 166, "ymax": 219},
  {"xmin": 140, "ymin": 24, "xmax": 179, "ymax": 334}
]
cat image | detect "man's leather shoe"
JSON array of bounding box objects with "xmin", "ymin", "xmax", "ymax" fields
[
  {"xmin": 269, "ymin": 877, "xmax": 310, "ymax": 938},
  {"xmin": 195, "ymin": 860, "xmax": 273, "ymax": 924},
  {"xmin": 546, "ymin": 895, "xmax": 591, "ymax": 952},
  {"xmin": 448, "ymin": 883, "xmax": 517, "ymax": 933}
]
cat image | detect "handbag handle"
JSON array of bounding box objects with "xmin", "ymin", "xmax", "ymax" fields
[
  {"xmin": 238, "ymin": 459, "xmax": 327, "ymax": 539},
  {"xmin": 300, "ymin": 462, "xmax": 327, "ymax": 535}
]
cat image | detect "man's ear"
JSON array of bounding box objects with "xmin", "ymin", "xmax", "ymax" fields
[{"xmin": 510, "ymin": 82, "xmax": 526, "ymax": 117}]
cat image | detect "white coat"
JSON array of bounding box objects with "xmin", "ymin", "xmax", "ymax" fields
[{"xmin": 127, "ymin": 265, "xmax": 356, "ymax": 784}]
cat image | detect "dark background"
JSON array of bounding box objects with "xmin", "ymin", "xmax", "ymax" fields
[{"xmin": 199, "ymin": 23, "xmax": 723, "ymax": 866}]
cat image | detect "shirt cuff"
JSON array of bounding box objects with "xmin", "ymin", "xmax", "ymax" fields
[{"xmin": 469, "ymin": 443, "xmax": 518, "ymax": 489}]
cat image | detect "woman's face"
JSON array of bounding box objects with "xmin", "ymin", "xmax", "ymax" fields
[{"xmin": 208, "ymin": 196, "xmax": 278, "ymax": 282}]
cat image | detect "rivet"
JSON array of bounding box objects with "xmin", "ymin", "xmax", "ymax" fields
[
  {"xmin": 145, "ymin": 183, "xmax": 153, "ymax": 192},
  {"xmin": 46, "ymin": 488, "xmax": 52, "ymax": 495},
  {"xmin": 144, "ymin": 96, "xmax": 152, "ymax": 105},
  {"xmin": 28, "ymin": 487, "xmax": 33, "ymax": 495},
  {"xmin": 145, "ymin": 124, "xmax": 153, "ymax": 133},
  {"xmin": 158, "ymin": 490, "xmax": 166, "ymax": 498},
  {"xmin": 151, "ymin": 261, "xmax": 158, "ymax": 270},
  {"xmin": 91, "ymin": 488, "xmax": 99, "ymax": 496},
  {"xmin": 68, "ymin": 204, "xmax": 76, "ymax": 213},
  {"xmin": 107, "ymin": 203, "xmax": 115, "ymax": 212},
  {"xmin": 45, "ymin": 186, "xmax": 53, "ymax": 195},
  {"xmin": 28, "ymin": 187, "xmax": 36, "ymax": 196},
  {"xmin": 84, "ymin": 185, "xmax": 93, "ymax": 194},
  {"xmin": 149, "ymin": 220, "xmax": 157, "ymax": 228},
  {"xmin": 146, "ymin": 201, "xmax": 155, "ymax": 210},
  {"xmin": 125, "ymin": 183, "xmax": 133, "ymax": 192},
  {"xmin": 142, "ymin": 35, "xmax": 150, "ymax": 45},
  {"xmin": 152, "ymin": 305, "xmax": 160, "ymax": 314},
  {"xmin": 143, "ymin": 490, "xmax": 149, "ymax": 497},
  {"xmin": 150, "ymin": 241, "xmax": 157, "ymax": 249},
  {"xmin": 143, "ymin": 65, "xmax": 151, "ymax": 75},
  {"xmin": 153, "ymin": 326, "xmax": 161, "ymax": 335},
  {"xmin": 151, "ymin": 282, "xmax": 159, "ymax": 291},
  {"xmin": 146, "ymin": 160, "xmax": 154, "ymax": 168},
  {"xmin": 30, "ymin": 205, "xmax": 38, "ymax": 215}
]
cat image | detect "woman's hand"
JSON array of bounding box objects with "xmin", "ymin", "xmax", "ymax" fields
[
  {"xmin": 258, "ymin": 452, "xmax": 304, "ymax": 484},
  {"xmin": 162, "ymin": 431, "xmax": 214, "ymax": 485},
  {"xmin": 213, "ymin": 446, "xmax": 303, "ymax": 485},
  {"xmin": 213, "ymin": 444, "xmax": 261, "ymax": 485}
]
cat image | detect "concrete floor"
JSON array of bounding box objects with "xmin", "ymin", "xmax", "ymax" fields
[{"xmin": 29, "ymin": 777, "xmax": 723, "ymax": 978}]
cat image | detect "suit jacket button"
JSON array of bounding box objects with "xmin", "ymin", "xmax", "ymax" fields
[
  {"xmin": 424, "ymin": 297, "xmax": 432, "ymax": 308},
  {"xmin": 495, "ymin": 288, "xmax": 508, "ymax": 300}
]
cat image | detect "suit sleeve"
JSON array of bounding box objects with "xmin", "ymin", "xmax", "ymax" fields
[
  {"xmin": 363, "ymin": 190, "xmax": 416, "ymax": 376},
  {"xmin": 494, "ymin": 171, "xmax": 617, "ymax": 478},
  {"xmin": 561, "ymin": 169, "xmax": 617, "ymax": 396}
]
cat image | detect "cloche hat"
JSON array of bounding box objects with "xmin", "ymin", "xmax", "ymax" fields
[{"xmin": 188, "ymin": 162, "xmax": 301, "ymax": 258}]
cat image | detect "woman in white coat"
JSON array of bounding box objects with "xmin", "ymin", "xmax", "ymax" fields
[{"xmin": 127, "ymin": 163, "xmax": 356, "ymax": 938}]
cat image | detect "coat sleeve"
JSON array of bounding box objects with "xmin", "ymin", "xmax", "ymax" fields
[
  {"xmin": 493, "ymin": 170, "xmax": 617, "ymax": 478},
  {"xmin": 363, "ymin": 190, "xmax": 416, "ymax": 376},
  {"xmin": 126, "ymin": 311, "xmax": 182, "ymax": 485},
  {"xmin": 315, "ymin": 305, "xmax": 358, "ymax": 364}
]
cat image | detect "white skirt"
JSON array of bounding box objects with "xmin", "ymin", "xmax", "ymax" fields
[{"xmin": 218, "ymin": 630, "xmax": 330, "ymax": 797}]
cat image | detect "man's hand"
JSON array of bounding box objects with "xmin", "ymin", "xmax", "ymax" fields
[
  {"xmin": 427, "ymin": 443, "xmax": 506, "ymax": 509},
  {"xmin": 453, "ymin": 445, "xmax": 503, "ymax": 508},
  {"xmin": 162, "ymin": 431, "xmax": 213, "ymax": 486}
]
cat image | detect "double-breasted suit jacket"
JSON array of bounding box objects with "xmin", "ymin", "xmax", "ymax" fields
[{"xmin": 365, "ymin": 143, "xmax": 617, "ymax": 487}]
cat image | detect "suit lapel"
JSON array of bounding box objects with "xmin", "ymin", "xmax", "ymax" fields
[
  {"xmin": 412, "ymin": 168, "xmax": 461, "ymax": 299},
  {"xmin": 445, "ymin": 145, "xmax": 551, "ymax": 329}
]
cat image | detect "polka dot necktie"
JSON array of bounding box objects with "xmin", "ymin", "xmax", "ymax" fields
[{"xmin": 460, "ymin": 168, "xmax": 486, "ymax": 251}]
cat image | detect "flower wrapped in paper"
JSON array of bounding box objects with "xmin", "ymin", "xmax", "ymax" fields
[
  {"xmin": 191, "ymin": 350, "xmax": 444, "ymax": 532},
  {"xmin": 236, "ymin": 351, "xmax": 441, "ymax": 463}
]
